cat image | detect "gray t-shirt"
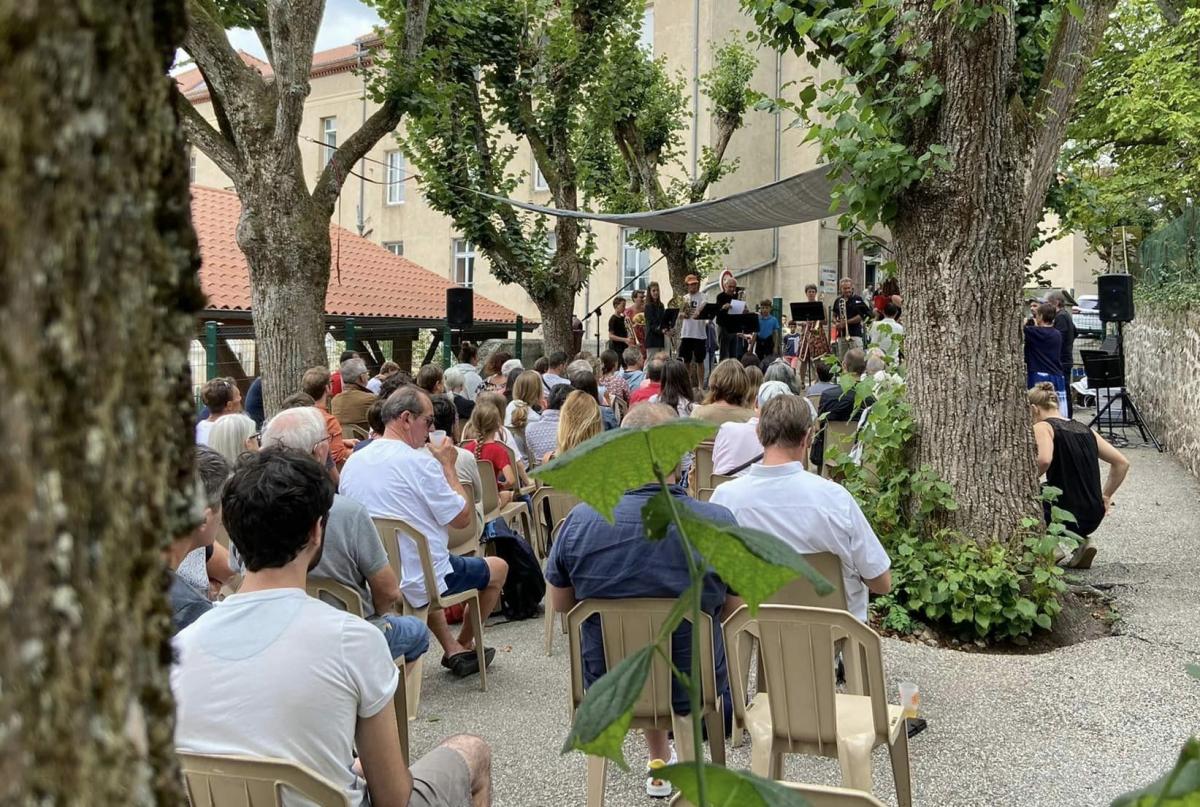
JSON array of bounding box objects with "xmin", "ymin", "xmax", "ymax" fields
[{"xmin": 230, "ymin": 494, "xmax": 390, "ymax": 623}]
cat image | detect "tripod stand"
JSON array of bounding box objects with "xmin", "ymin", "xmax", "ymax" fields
[{"xmin": 1083, "ymin": 322, "xmax": 1162, "ymax": 451}]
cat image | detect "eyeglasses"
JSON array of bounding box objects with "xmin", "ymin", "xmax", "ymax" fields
[{"xmin": 250, "ymin": 432, "xmax": 262, "ymax": 447}]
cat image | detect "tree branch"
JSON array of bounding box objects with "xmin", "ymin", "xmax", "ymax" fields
[
  {"xmin": 182, "ymin": 0, "xmax": 268, "ymax": 139},
  {"xmin": 176, "ymin": 91, "xmax": 241, "ymax": 179},
  {"xmin": 266, "ymin": 0, "xmax": 323, "ymax": 151},
  {"xmin": 1154, "ymin": 0, "xmax": 1182, "ymax": 25},
  {"xmin": 689, "ymin": 113, "xmax": 738, "ymax": 203},
  {"xmin": 1020, "ymin": 0, "xmax": 1117, "ymax": 245}
]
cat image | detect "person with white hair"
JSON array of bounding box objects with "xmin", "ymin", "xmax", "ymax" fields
[
  {"xmin": 500, "ymin": 357, "xmax": 524, "ymax": 377},
  {"xmin": 240, "ymin": 406, "xmax": 432, "ymax": 663},
  {"xmin": 443, "ymin": 366, "xmax": 475, "ymax": 427},
  {"xmin": 206, "ymin": 412, "xmax": 258, "ymax": 467},
  {"xmin": 711, "ymin": 380, "xmax": 794, "ymax": 477},
  {"xmin": 331, "ymin": 356, "xmax": 375, "ymax": 436}
]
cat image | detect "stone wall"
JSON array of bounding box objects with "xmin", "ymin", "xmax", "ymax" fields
[{"xmin": 1125, "ymin": 306, "xmax": 1200, "ymax": 479}]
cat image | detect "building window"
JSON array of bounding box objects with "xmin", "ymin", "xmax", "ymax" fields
[
  {"xmin": 320, "ymin": 116, "xmax": 337, "ymax": 168},
  {"xmin": 453, "ymin": 238, "xmax": 476, "ymax": 287},
  {"xmin": 383, "ymin": 241, "xmax": 404, "ymax": 256},
  {"xmin": 188, "ymin": 149, "xmax": 196, "ymax": 183},
  {"xmin": 533, "ymin": 159, "xmax": 549, "ymax": 191},
  {"xmin": 638, "ymin": 6, "xmax": 654, "ymax": 53},
  {"xmin": 621, "ymin": 228, "xmax": 650, "ymax": 292},
  {"xmin": 385, "ymin": 150, "xmax": 405, "ymax": 204}
]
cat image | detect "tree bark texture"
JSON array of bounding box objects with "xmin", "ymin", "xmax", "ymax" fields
[
  {"xmin": 536, "ymin": 289, "xmax": 579, "ymax": 358},
  {"xmin": 0, "ymin": 2, "xmax": 201, "ymax": 803},
  {"xmin": 892, "ymin": 15, "xmax": 1042, "ymax": 542}
]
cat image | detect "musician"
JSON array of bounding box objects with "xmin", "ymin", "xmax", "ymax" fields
[
  {"xmin": 715, "ymin": 272, "xmax": 744, "ymax": 362},
  {"xmin": 791, "ymin": 283, "xmax": 831, "ymax": 382},
  {"xmin": 678, "ymin": 273, "xmax": 709, "ymax": 391},
  {"xmin": 833, "ymin": 277, "xmax": 872, "ymax": 354}
]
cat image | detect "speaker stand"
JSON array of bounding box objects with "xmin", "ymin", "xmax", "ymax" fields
[{"xmin": 1087, "ymin": 386, "xmax": 1162, "ymax": 452}]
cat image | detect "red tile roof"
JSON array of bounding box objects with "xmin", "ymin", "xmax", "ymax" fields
[
  {"xmin": 182, "ymin": 37, "xmax": 383, "ymax": 101},
  {"xmin": 190, "ymin": 185, "xmax": 523, "ymax": 326}
]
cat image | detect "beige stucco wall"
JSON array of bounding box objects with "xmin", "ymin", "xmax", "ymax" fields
[
  {"xmin": 1028, "ymin": 212, "xmax": 1105, "ymax": 296},
  {"xmin": 1125, "ymin": 306, "xmax": 1200, "ymax": 480}
]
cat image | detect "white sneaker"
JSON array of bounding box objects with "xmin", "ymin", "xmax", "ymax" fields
[{"xmin": 645, "ymin": 751, "xmax": 677, "ymax": 799}]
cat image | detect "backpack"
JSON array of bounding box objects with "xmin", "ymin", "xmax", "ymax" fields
[{"xmin": 483, "ymin": 519, "xmax": 546, "ymax": 621}]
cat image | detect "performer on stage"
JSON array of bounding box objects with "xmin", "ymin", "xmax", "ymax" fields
[{"xmin": 792, "ymin": 283, "xmax": 831, "ymax": 384}]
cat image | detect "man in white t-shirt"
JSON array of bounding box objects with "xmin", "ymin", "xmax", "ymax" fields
[
  {"xmin": 340, "ymin": 385, "xmax": 508, "ymax": 679},
  {"xmin": 173, "ymin": 447, "xmax": 492, "ymax": 807},
  {"xmin": 677, "ymin": 273, "xmax": 710, "ymax": 392},
  {"xmin": 711, "ymin": 395, "xmax": 891, "ymax": 621}
]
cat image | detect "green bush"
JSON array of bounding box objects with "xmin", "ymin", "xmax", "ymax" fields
[{"xmin": 826, "ymin": 361, "xmax": 1074, "ymax": 640}]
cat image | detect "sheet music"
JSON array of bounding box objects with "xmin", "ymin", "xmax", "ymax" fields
[{"xmin": 729, "ymin": 300, "xmax": 746, "ymax": 315}]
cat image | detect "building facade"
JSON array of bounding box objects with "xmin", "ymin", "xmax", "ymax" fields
[{"xmin": 184, "ymin": 1, "xmax": 1103, "ymax": 340}]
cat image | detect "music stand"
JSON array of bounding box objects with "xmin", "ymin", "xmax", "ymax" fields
[
  {"xmin": 734, "ymin": 313, "xmax": 760, "ymax": 334},
  {"xmin": 695, "ymin": 302, "xmax": 722, "ymax": 321},
  {"xmin": 790, "ymin": 301, "xmax": 826, "ymax": 323}
]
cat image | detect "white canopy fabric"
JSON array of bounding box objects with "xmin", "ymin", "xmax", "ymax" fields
[{"xmin": 477, "ymin": 165, "xmax": 841, "ymax": 233}]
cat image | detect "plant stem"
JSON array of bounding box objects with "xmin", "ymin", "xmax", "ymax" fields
[{"xmin": 648, "ymin": 441, "xmax": 708, "ymax": 807}]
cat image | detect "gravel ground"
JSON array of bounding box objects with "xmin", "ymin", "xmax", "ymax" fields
[{"xmin": 406, "ymin": 443, "xmax": 1200, "ymax": 806}]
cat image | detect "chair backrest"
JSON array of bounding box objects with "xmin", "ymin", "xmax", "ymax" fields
[
  {"xmin": 566, "ymin": 599, "xmax": 718, "ymax": 730},
  {"xmin": 447, "ymin": 482, "xmax": 480, "ymax": 556},
  {"xmin": 769, "ymin": 552, "xmax": 849, "ymax": 609},
  {"xmin": 348, "ymin": 425, "xmax": 369, "ymax": 440},
  {"xmin": 531, "ymin": 487, "xmax": 581, "ymax": 553},
  {"xmin": 178, "ymin": 752, "xmax": 350, "ymax": 807},
  {"xmin": 611, "ymin": 394, "xmax": 628, "ymax": 424},
  {"xmin": 476, "ymin": 460, "xmax": 502, "ymax": 514},
  {"xmin": 306, "ymin": 576, "xmax": 365, "ymax": 618},
  {"xmin": 371, "ymin": 517, "xmax": 440, "ymax": 610},
  {"xmin": 781, "ymin": 783, "xmax": 888, "ymax": 807},
  {"xmin": 691, "ymin": 441, "xmax": 715, "ymax": 495},
  {"xmin": 823, "ymin": 420, "xmax": 857, "ymax": 465},
  {"xmin": 806, "ymin": 393, "xmax": 822, "ymax": 415},
  {"xmin": 724, "ymin": 605, "xmax": 890, "ymax": 754}
]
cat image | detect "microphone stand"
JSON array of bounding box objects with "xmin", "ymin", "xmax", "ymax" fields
[{"xmin": 579, "ymin": 254, "xmax": 665, "ymax": 355}]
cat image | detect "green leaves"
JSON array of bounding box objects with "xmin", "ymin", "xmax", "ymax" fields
[
  {"xmin": 560, "ymin": 645, "xmax": 653, "ymax": 771},
  {"xmin": 1110, "ymin": 737, "xmax": 1200, "ymax": 807},
  {"xmin": 532, "ymin": 420, "xmax": 717, "ymax": 520},
  {"xmin": 658, "ymin": 763, "xmax": 812, "ymax": 806}
]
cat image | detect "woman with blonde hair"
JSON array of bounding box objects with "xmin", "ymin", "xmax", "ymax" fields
[
  {"xmin": 206, "ymin": 412, "xmax": 258, "ymax": 467},
  {"xmin": 506, "ymin": 370, "xmax": 544, "ymax": 465},
  {"xmin": 1028, "ymin": 381, "xmax": 1130, "ymax": 569},
  {"xmin": 544, "ymin": 390, "xmax": 603, "ymax": 464},
  {"xmin": 691, "ymin": 359, "xmax": 753, "ymax": 425}
]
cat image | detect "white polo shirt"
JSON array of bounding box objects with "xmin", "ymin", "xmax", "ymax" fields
[
  {"xmin": 339, "ymin": 438, "xmax": 465, "ymax": 607},
  {"xmin": 710, "ymin": 461, "xmax": 890, "ymax": 620}
]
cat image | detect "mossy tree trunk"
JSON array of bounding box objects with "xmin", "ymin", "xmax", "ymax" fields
[{"xmin": 0, "ymin": 1, "xmax": 202, "ymax": 803}]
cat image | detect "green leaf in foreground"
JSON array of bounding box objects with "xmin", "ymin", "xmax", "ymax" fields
[
  {"xmin": 658, "ymin": 762, "xmax": 811, "ymax": 807},
  {"xmin": 675, "ymin": 509, "xmax": 834, "ymax": 612},
  {"xmin": 532, "ymin": 420, "xmax": 717, "ymax": 521},
  {"xmin": 561, "ymin": 645, "xmax": 653, "ymax": 771},
  {"xmin": 1110, "ymin": 737, "xmax": 1200, "ymax": 807},
  {"xmin": 1187, "ymin": 663, "xmax": 1200, "ymax": 680}
]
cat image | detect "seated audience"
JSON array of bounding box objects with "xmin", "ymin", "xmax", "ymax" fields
[
  {"xmin": 478, "ymin": 351, "xmax": 511, "ymax": 396},
  {"xmin": 195, "ymin": 377, "xmax": 241, "ymax": 445},
  {"xmin": 302, "ymin": 366, "xmax": 352, "ymax": 468},
  {"xmin": 329, "ymin": 349, "xmax": 357, "ymax": 396},
  {"xmin": 503, "ymin": 367, "xmax": 524, "ymax": 403},
  {"xmin": 472, "ymin": 391, "xmax": 525, "ymax": 463},
  {"xmin": 260, "ymin": 407, "xmax": 430, "ymax": 663},
  {"xmin": 462, "ymin": 404, "xmax": 520, "ymax": 506},
  {"xmin": 243, "ymin": 376, "xmax": 265, "ymax": 429},
  {"xmin": 620, "ymin": 347, "xmax": 646, "ymax": 391},
  {"xmin": 598, "ymin": 350, "xmax": 630, "ymax": 403},
  {"xmin": 739, "ymin": 352, "xmax": 761, "ymax": 369},
  {"xmin": 712, "ymin": 380, "xmax": 793, "ymax": 477},
  {"xmin": 352, "ymin": 400, "xmax": 387, "ymax": 453},
  {"xmin": 533, "ymin": 356, "xmax": 550, "ymax": 374},
  {"xmin": 339, "ymin": 386, "xmax": 508, "ymax": 678},
  {"xmin": 691, "ymin": 360, "xmax": 753, "ymax": 426},
  {"xmin": 206, "ymin": 412, "xmax": 258, "ymax": 467},
  {"xmin": 444, "ymin": 367, "xmax": 476, "ymax": 431},
  {"xmin": 763, "ymin": 359, "xmax": 802, "ymax": 395},
  {"xmin": 712, "ymin": 395, "xmax": 891, "ymax": 622},
  {"xmin": 416, "ymin": 364, "xmax": 445, "ymax": 396},
  {"xmin": 568, "ymin": 367, "xmax": 618, "ymax": 430},
  {"xmin": 649, "ymin": 358, "xmax": 697, "ymax": 480},
  {"xmin": 173, "ymin": 447, "xmax": 492, "ymax": 807},
  {"xmin": 332, "ymin": 357, "xmax": 376, "ymax": 436},
  {"xmin": 546, "ymin": 403, "xmax": 737, "ymax": 797},
  {"xmin": 804, "ymin": 360, "xmax": 839, "ymax": 398},
  {"xmin": 541, "ymin": 351, "xmax": 572, "ymax": 394},
  {"xmin": 1029, "ymin": 382, "xmax": 1130, "ymax": 568},
  {"xmin": 379, "ymin": 369, "xmax": 415, "ymax": 402},
  {"xmin": 367, "ymin": 360, "xmax": 401, "ymax": 395},
  {"xmin": 544, "ymin": 390, "xmax": 603, "ymax": 464},
  {"xmin": 281, "ymin": 391, "xmax": 316, "ymax": 409},
  {"xmin": 525, "ymin": 384, "xmax": 571, "ymax": 467},
  {"xmin": 629, "ymin": 352, "xmax": 666, "ymax": 406},
  {"xmin": 810, "ymin": 349, "xmax": 873, "ymax": 468},
  {"xmin": 450, "ymin": 341, "xmax": 484, "ymax": 400},
  {"xmin": 167, "ymin": 447, "xmax": 228, "ymax": 631},
  {"xmin": 744, "ymin": 364, "xmax": 763, "ymax": 402},
  {"xmin": 425, "ymin": 395, "xmax": 485, "ymax": 526},
  {"xmin": 506, "ymin": 370, "xmax": 544, "ymax": 466}
]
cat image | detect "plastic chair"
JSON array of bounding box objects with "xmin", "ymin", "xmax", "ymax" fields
[
  {"xmin": 372, "ymin": 517, "xmax": 488, "ymax": 719},
  {"xmin": 723, "ymin": 605, "xmax": 912, "ymax": 806},
  {"xmin": 502, "ymin": 443, "xmax": 538, "ymax": 497},
  {"xmin": 689, "ymin": 441, "xmax": 716, "ymax": 498},
  {"xmin": 567, "ymin": 598, "xmax": 726, "ymax": 807},
  {"xmin": 178, "ymin": 752, "xmax": 349, "ymax": 806},
  {"xmin": 305, "ymin": 576, "xmax": 365, "ymax": 618},
  {"xmin": 477, "ymin": 459, "xmax": 533, "ymax": 539},
  {"xmin": 821, "ymin": 420, "xmax": 858, "ymax": 478},
  {"xmin": 672, "ymin": 781, "xmax": 887, "ymax": 807},
  {"xmin": 447, "ymin": 482, "xmax": 482, "ymax": 557},
  {"xmin": 696, "ymin": 473, "xmax": 734, "ymax": 503},
  {"xmin": 611, "ymin": 394, "xmax": 628, "ymax": 424},
  {"xmin": 527, "ymin": 487, "xmax": 581, "ymax": 655}
]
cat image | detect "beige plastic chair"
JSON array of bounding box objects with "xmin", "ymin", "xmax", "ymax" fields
[
  {"xmin": 477, "ymin": 459, "xmax": 533, "ymax": 539},
  {"xmin": 567, "ymin": 598, "xmax": 726, "ymax": 807},
  {"xmin": 502, "ymin": 442, "xmax": 538, "ymax": 497},
  {"xmin": 305, "ymin": 576, "xmax": 365, "ymax": 618},
  {"xmin": 528, "ymin": 487, "xmax": 581, "ymax": 655},
  {"xmin": 447, "ymin": 482, "xmax": 482, "ymax": 557},
  {"xmin": 178, "ymin": 752, "xmax": 349, "ymax": 806},
  {"xmin": 821, "ymin": 420, "xmax": 858, "ymax": 478},
  {"xmin": 723, "ymin": 605, "xmax": 912, "ymax": 806},
  {"xmin": 672, "ymin": 781, "xmax": 887, "ymax": 807},
  {"xmin": 689, "ymin": 441, "xmax": 716, "ymax": 498},
  {"xmin": 610, "ymin": 394, "xmax": 628, "ymax": 424},
  {"xmin": 696, "ymin": 473, "xmax": 734, "ymax": 503},
  {"xmin": 373, "ymin": 517, "xmax": 488, "ymax": 719}
]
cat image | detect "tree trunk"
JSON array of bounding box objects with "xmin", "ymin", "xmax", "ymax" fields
[
  {"xmin": 891, "ymin": 21, "xmax": 1042, "ymax": 543},
  {"xmin": 537, "ymin": 290, "xmax": 578, "ymax": 357},
  {"xmin": 0, "ymin": 1, "xmax": 199, "ymax": 803},
  {"xmin": 657, "ymin": 233, "xmax": 691, "ymax": 301},
  {"xmin": 236, "ymin": 187, "xmax": 331, "ymax": 415}
]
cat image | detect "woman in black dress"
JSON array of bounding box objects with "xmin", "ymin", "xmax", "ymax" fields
[
  {"xmin": 1029, "ymin": 382, "xmax": 1130, "ymax": 568},
  {"xmin": 643, "ymin": 281, "xmax": 668, "ymax": 358}
]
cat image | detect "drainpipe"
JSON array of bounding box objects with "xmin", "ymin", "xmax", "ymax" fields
[
  {"xmin": 691, "ymin": 0, "xmax": 700, "ymax": 180},
  {"xmin": 356, "ymin": 40, "xmax": 367, "ymax": 236}
]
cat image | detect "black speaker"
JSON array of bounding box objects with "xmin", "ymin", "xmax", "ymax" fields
[
  {"xmin": 447, "ymin": 287, "xmax": 474, "ymax": 328},
  {"xmin": 1098, "ymin": 273, "xmax": 1135, "ymax": 323}
]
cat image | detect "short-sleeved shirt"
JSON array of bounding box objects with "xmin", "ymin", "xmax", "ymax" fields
[
  {"xmin": 620, "ymin": 369, "xmax": 646, "ymax": 391},
  {"xmin": 420, "ymin": 445, "xmax": 485, "ymax": 527},
  {"xmin": 608, "ymin": 314, "xmax": 629, "ymax": 353},
  {"xmin": 629, "ymin": 381, "xmax": 661, "ymax": 406},
  {"xmin": 832, "ymin": 294, "xmax": 872, "ymax": 337},
  {"xmin": 172, "ymin": 589, "xmax": 397, "ymax": 807},
  {"xmin": 339, "ymin": 439, "xmax": 466, "ymax": 607},
  {"xmin": 869, "ymin": 318, "xmax": 905, "ymax": 357},
  {"xmin": 680, "ymin": 292, "xmax": 708, "ymax": 340},
  {"xmin": 546, "ymin": 485, "xmax": 734, "ymax": 714},
  {"xmin": 757, "ymin": 314, "xmax": 781, "ymax": 342},
  {"xmin": 712, "ymin": 418, "xmax": 761, "ymax": 477},
  {"xmin": 169, "ymin": 571, "xmax": 212, "ymax": 632},
  {"xmin": 711, "ymin": 462, "xmax": 890, "ymax": 620}
]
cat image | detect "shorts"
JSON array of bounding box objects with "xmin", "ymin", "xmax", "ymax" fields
[
  {"xmin": 381, "ymin": 614, "xmax": 430, "ymax": 663},
  {"xmin": 443, "ymin": 553, "xmax": 491, "ymax": 597},
  {"xmin": 408, "ymin": 746, "xmax": 472, "ymax": 807},
  {"xmin": 679, "ymin": 337, "xmax": 707, "ymax": 363}
]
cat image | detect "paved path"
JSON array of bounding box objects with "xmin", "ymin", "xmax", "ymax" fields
[{"xmin": 406, "ymin": 443, "xmax": 1200, "ymax": 806}]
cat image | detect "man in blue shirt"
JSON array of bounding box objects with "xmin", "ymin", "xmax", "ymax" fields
[
  {"xmin": 545, "ymin": 403, "xmax": 738, "ymax": 796},
  {"xmin": 753, "ymin": 299, "xmax": 781, "ymax": 362}
]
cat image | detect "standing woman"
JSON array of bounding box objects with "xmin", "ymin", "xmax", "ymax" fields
[
  {"xmin": 1029, "ymin": 382, "xmax": 1130, "ymax": 568},
  {"xmin": 796, "ymin": 283, "xmax": 831, "ymax": 385},
  {"xmin": 626, "ymin": 289, "xmax": 648, "ymax": 359},
  {"xmin": 643, "ymin": 281, "xmax": 668, "ymax": 359}
]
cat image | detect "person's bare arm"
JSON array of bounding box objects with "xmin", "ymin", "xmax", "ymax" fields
[
  {"xmin": 366, "ymin": 564, "xmax": 403, "ymax": 617},
  {"xmin": 1095, "ymin": 432, "xmax": 1131, "ymax": 507},
  {"xmin": 354, "ymin": 699, "xmax": 412, "ymax": 807},
  {"xmin": 206, "ymin": 541, "xmax": 233, "ymax": 585},
  {"xmin": 549, "ymin": 583, "xmax": 577, "ymax": 613},
  {"xmin": 863, "ymin": 569, "xmax": 892, "ymax": 595},
  {"xmin": 1033, "ymin": 421, "xmax": 1055, "ymax": 475},
  {"xmin": 428, "ymin": 440, "xmax": 473, "ymax": 528}
]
